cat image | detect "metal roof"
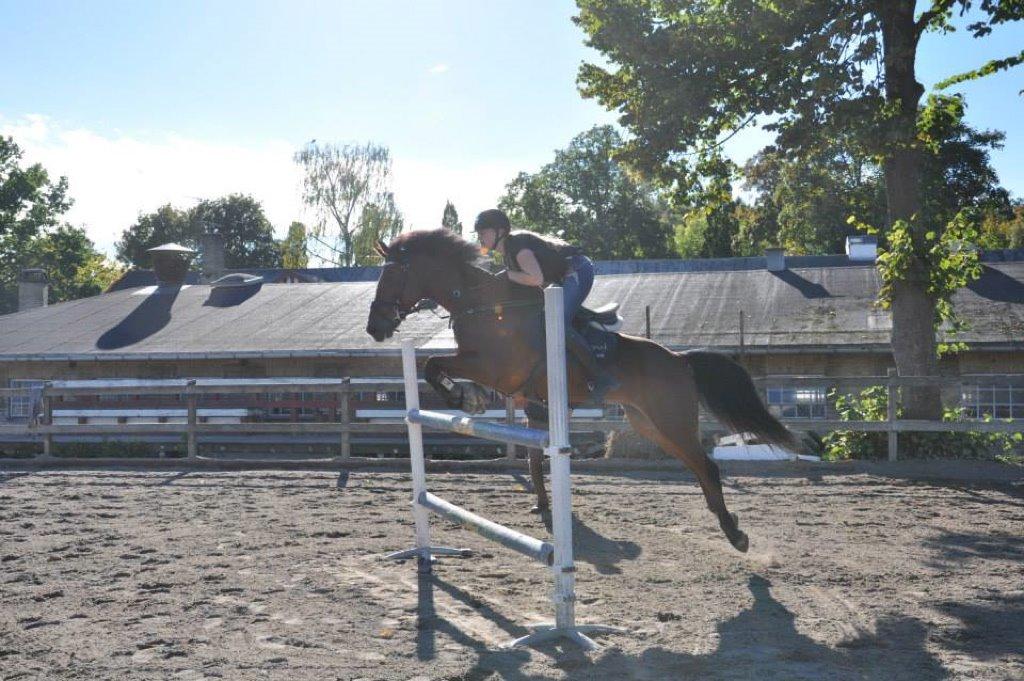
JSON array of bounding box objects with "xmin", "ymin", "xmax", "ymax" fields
[{"xmin": 3, "ymin": 258, "xmax": 1022, "ymax": 362}]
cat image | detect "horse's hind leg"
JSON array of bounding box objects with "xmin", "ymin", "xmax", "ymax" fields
[
  {"xmin": 525, "ymin": 402, "xmax": 550, "ymax": 513},
  {"xmin": 624, "ymin": 404, "xmax": 748, "ymax": 553}
]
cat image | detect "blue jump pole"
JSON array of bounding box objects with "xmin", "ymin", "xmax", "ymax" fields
[{"xmin": 407, "ymin": 409, "xmax": 549, "ymax": 449}]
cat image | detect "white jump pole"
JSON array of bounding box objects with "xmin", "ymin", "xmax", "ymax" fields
[
  {"xmin": 387, "ymin": 286, "xmax": 622, "ymax": 650},
  {"xmin": 507, "ymin": 286, "xmax": 623, "ymax": 650},
  {"xmin": 385, "ymin": 342, "xmax": 472, "ymax": 572}
]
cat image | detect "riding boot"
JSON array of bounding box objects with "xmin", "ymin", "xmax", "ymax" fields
[{"xmin": 565, "ymin": 326, "xmax": 620, "ymax": 404}]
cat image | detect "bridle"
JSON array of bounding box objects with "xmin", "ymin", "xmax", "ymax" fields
[
  {"xmin": 369, "ymin": 261, "xmax": 418, "ymax": 331},
  {"xmin": 370, "ymin": 245, "xmax": 537, "ymax": 332},
  {"xmin": 369, "ymin": 257, "xmax": 464, "ymax": 333}
]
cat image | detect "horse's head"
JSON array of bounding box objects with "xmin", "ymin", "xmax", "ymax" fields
[{"xmin": 366, "ymin": 229, "xmax": 482, "ymax": 341}]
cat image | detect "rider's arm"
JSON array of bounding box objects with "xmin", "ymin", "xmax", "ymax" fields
[{"xmin": 508, "ymin": 249, "xmax": 545, "ymax": 287}]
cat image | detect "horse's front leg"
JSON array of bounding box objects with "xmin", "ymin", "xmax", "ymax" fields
[{"xmin": 423, "ymin": 353, "xmax": 493, "ymax": 415}]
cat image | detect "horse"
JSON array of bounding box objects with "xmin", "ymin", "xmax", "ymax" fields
[{"xmin": 366, "ymin": 229, "xmax": 800, "ymax": 553}]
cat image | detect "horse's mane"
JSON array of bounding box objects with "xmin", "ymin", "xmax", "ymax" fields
[{"xmin": 385, "ymin": 229, "xmax": 481, "ymax": 266}]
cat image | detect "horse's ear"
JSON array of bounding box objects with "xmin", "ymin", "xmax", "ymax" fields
[{"xmin": 375, "ymin": 239, "xmax": 389, "ymax": 259}]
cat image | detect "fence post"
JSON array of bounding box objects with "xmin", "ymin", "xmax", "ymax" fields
[
  {"xmin": 645, "ymin": 305, "xmax": 651, "ymax": 340},
  {"xmin": 186, "ymin": 380, "xmax": 198, "ymax": 460},
  {"xmin": 41, "ymin": 386, "xmax": 53, "ymax": 459},
  {"xmin": 505, "ymin": 396, "xmax": 516, "ymax": 459},
  {"xmin": 339, "ymin": 378, "xmax": 351, "ymax": 459},
  {"xmin": 887, "ymin": 368, "xmax": 898, "ymax": 462}
]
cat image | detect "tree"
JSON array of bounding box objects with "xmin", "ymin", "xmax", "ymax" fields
[
  {"xmin": 674, "ymin": 202, "xmax": 743, "ymax": 259},
  {"xmin": 115, "ymin": 194, "xmax": 282, "ymax": 269},
  {"xmin": 28, "ymin": 226, "xmax": 123, "ymax": 303},
  {"xmin": 441, "ymin": 200, "xmax": 462, "ymax": 233},
  {"xmin": 353, "ymin": 193, "xmax": 405, "ymax": 266},
  {"xmin": 114, "ymin": 204, "xmax": 190, "ymax": 268},
  {"xmin": 739, "ymin": 143, "xmax": 887, "ymax": 256},
  {"xmin": 576, "ymin": 1, "xmax": 1024, "ymax": 417},
  {"xmin": 499, "ymin": 125, "xmax": 674, "ymax": 260},
  {"xmin": 294, "ymin": 141, "xmax": 394, "ymax": 267},
  {"xmin": 978, "ymin": 201, "xmax": 1024, "ymax": 249},
  {"xmin": 279, "ymin": 221, "xmax": 309, "ymax": 269},
  {"xmin": 730, "ymin": 96, "xmax": 1010, "ymax": 257},
  {"xmin": 0, "ymin": 137, "xmax": 121, "ymax": 312},
  {"xmin": 0, "ymin": 136, "xmax": 72, "ymax": 311},
  {"xmin": 191, "ymin": 194, "xmax": 282, "ymax": 269}
]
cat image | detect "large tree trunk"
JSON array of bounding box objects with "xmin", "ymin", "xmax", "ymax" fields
[{"xmin": 878, "ymin": 1, "xmax": 943, "ymax": 419}]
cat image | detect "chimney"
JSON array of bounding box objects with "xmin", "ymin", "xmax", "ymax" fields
[
  {"xmin": 147, "ymin": 243, "xmax": 196, "ymax": 286},
  {"xmin": 200, "ymin": 232, "xmax": 226, "ymax": 282},
  {"xmin": 765, "ymin": 247, "xmax": 786, "ymax": 272},
  {"xmin": 845, "ymin": 235, "xmax": 878, "ymax": 262},
  {"xmin": 18, "ymin": 269, "xmax": 48, "ymax": 311}
]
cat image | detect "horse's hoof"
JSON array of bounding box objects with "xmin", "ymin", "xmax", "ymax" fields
[
  {"xmin": 731, "ymin": 531, "xmax": 749, "ymax": 553},
  {"xmin": 460, "ymin": 383, "xmax": 489, "ymax": 415}
]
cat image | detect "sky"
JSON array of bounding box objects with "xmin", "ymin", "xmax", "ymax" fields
[{"xmin": 1, "ymin": 1, "xmax": 1022, "ymax": 259}]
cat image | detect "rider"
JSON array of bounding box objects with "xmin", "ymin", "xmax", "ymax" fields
[{"xmin": 473, "ymin": 208, "xmax": 619, "ymax": 403}]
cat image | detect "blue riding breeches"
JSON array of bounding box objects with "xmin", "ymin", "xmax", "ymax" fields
[{"xmin": 560, "ymin": 254, "xmax": 594, "ymax": 326}]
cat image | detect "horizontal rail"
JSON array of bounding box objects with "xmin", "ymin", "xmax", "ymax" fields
[
  {"xmin": 751, "ymin": 375, "xmax": 1024, "ymax": 389},
  {"xmin": 417, "ymin": 491, "xmax": 553, "ymax": 565},
  {"xmin": 40, "ymin": 378, "xmax": 416, "ymax": 397},
  {"xmin": 27, "ymin": 374, "xmax": 1024, "ymax": 398},
  {"xmin": 408, "ymin": 409, "xmax": 550, "ymax": 448},
  {"xmin": 12, "ymin": 417, "xmax": 1024, "ymax": 438}
]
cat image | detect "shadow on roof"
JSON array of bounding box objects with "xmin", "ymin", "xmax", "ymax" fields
[
  {"xmin": 203, "ymin": 282, "xmax": 262, "ymax": 308},
  {"xmin": 966, "ymin": 266, "xmax": 1024, "ymax": 304},
  {"xmin": 770, "ymin": 269, "xmax": 832, "ymax": 299},
  {"xmin": 96, "ymin": 286, "xmax": 179, "ymax": 350}
]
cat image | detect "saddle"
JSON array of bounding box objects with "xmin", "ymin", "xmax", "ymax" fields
[{"xmin": 575, "ymin": 302, "xmax": 623, "ymax": 332}]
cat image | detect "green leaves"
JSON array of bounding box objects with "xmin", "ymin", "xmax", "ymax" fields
[
  {"xmin": 498, "ymin": 125, "xmax": 674, "ymax": 260},
  {"xmin": 115, "ymin": 195, "xmax": 282, "ymax": 270},
  {"xmin": 0, "ymin": 136, "xmax": 117, "ymax": 313},
  {"xmin": 869, "ymin": 210, "xmax": 984, "ymax": 357},
  {"xmin": 279, "ymin": 222, "xmax": 309, "ymax": 269},
  {"xmin": 937, "ymin": 48, "xmax": 1024, "ymax": 93}
]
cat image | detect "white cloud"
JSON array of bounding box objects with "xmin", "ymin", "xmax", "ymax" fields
[
  {"xmin": 1, "ymin": 114, "xmax": 303, "ymax": 255},
  {"xmin": 392, "ymin": 157, "xmax": 519, "ymax": 233},
  {"xmin": 428, "ymin": 63, "xmax": 450, "ymax": 75},
  {"xmin": 0, "ymin": 114, "xmax": 525, "ymax": 259}
]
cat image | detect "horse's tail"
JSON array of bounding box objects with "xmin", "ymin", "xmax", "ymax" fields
[{"xmin": 685, "ymin": 351, "xmax": 801, "ymax": 453}]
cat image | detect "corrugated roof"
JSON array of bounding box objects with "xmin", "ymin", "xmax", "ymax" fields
[{"xmin": 4, "ymin": 261, "xmax": 1023, "ymax": 361}]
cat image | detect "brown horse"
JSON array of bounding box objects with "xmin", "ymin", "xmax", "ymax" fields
[{"xmin": 366, "ymin": 229, "xmax": 799, "ymax": 553}]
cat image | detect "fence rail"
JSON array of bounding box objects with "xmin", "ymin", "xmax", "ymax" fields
[{"xmin": 1, "ymin": 373, "xmax": 1021, "ymax": 462}]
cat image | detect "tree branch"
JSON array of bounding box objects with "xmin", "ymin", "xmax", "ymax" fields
[{"xmin": 914, "ymin": 0, "xmax": 956, "ymax": 40}]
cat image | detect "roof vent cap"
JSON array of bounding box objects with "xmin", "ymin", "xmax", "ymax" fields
[
  {"xmin": 147, "ymin": 243, "xmax": 196, "ymax": 285},
  {"xmin": 211, "ymin": 273, "xmax": 263, "ymax": 289}
]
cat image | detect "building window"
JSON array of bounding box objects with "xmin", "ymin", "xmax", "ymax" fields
[
  {"xmin": 9, "ymin": 380, "xmax": 43, "ymax": 419},
  {"xmin": 765, "ymin": 385, "xmax": 827, "ymax": 419},
  {"xmin": 961, "ymin": 384, "xmax": 1024, "ymax": 420}
]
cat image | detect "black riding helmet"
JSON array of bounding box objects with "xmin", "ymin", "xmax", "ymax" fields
[{"xmin": 473, "ymin": 208, "xmax": 511, "ymax": 234}]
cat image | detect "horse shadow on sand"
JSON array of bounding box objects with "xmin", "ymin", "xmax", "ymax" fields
[
  {"xmin": 540, "ymin": 511, "xmax": 641, "ymax": 576},
  {"xmin": 509, "ymin": 471, "xmax": 642, "ymax": 575},
  {"xmin": 922, "ymin": 527, "xmax": 1024, "ymax": 660},
  {"xmin": 414, "ymin": 574, "xmax": 950, "ymax": 681}
]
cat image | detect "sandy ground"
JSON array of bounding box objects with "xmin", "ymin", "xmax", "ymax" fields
[{"xmin": 1, "ymin": 464, "xmax": 1022, "ymax": 681}]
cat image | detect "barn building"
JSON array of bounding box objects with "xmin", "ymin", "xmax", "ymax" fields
[{"xmin": 1, "ymin": 238, "xmax": 1022, "ymax": 454}]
